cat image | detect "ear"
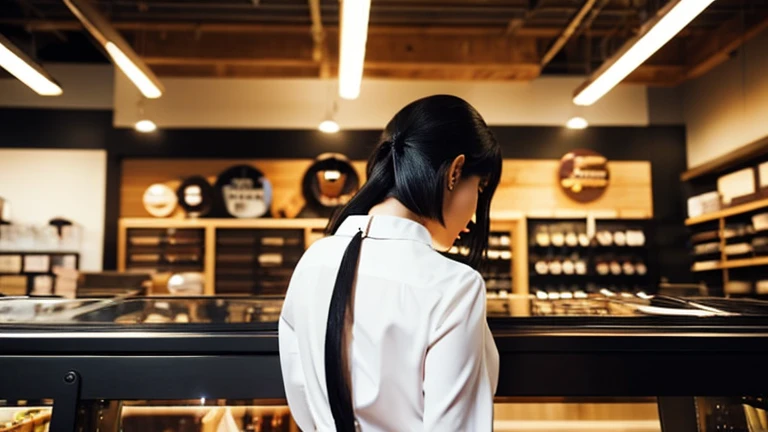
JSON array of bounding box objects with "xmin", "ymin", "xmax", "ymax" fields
[{"xmin": 446, "ymin": 154, "xmax": 466, "ymax": 192}]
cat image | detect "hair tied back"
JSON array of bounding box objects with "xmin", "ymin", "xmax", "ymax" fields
[{"xmin": 389, "ymin": 134, "xmax": 405, "ymax": 153}]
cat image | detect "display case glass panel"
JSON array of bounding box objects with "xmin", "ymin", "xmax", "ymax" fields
[
  {"xmin": 0, "ymin": 400, "xmax": 53, "ymax": 432},
  {"xmin": 75, "ymin": 399, "xmax": 295, "ymax": 432}
]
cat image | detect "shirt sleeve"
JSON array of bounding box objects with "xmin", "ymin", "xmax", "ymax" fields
[
  {"xmin": 278, "ymin": 271, "xmax": 316, "ymax": 432},
  {"xmin": 423, "ymin": 271, "xmax": 499, "ymax": 431}
]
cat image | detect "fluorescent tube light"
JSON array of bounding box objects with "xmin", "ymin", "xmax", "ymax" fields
[
  {"xmin": 0, "ymin": 34, "xmax": 62, "ymax": 96},
  {"xmin": 573, "ymin": 0, "xmax": 716, "ymax": 106},
  {"xmin": 105, "ymin": 42, "xmax": 162, "ymax": 99},
  {"xmin": 338, "ymin": 0, "xmax": 372, "ymax": 100},
  {"xmin": 64, "ymin": 0, "xmax": 164, "ymax": 99}
]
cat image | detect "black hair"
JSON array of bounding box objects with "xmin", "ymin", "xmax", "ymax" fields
[{"xmin": 323, "ymin": 95, "xmax": 502, "ymax": 431}]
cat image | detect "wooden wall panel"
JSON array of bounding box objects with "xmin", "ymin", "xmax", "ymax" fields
[
  {"xmin": 492, "ymin": 160, "xmax": 653, "ymax": 218},
  {"xmin": 121, "ymin": 159, "xmax": 366, "ymax": 218},
  {"xmin": 121, "ymin": 159, "xmax": 653, "ymax": 218}
]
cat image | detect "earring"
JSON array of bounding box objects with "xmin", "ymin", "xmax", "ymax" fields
[{"xmin": 448, "ymin": 177, "xmax": 456, "ymax": 191}]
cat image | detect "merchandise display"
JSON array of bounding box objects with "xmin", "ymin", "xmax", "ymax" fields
[
  {"xmin": 299, "ymin": 153, "xmax": 360, "ymax": 218},
  {"xmin": 760, "ymin": 161, "xmax": 768, "ymax": 189},
  {"xmin": 0, "ymin": 407, "xmax": 52, "ymax": 432},
  {"xmin": 143, "ymin": 184, "xmax": 178, "ymax": 218},
  {"xmin": 125, "ymin": 228, "xmax": 205, "ymax": 274},
  {"xmin": 176, "ymin": 175, "xmax": 214, "ymax": 218},
  {"xmin": 450, "ymin": 229, "xmax": 514, "ymax": 299},
  {"xmin": 528, "ymin": 218, "xmax": 653, "ymax": 296},
  {"xmin": 691, "ymin": 230, "xmax": 719, "ymax": 244},
  {"xmin": 718, "ymin": 168, "xmax": 756, "ymax": 206},
  {"xmin": 215, "ymin": 228, "xmax": 305, "ymax": 295},
  {"xmin": 754, "ymin": 212, "xmax": 768, "ymax": 232},
  {"xmin": 214, "ymin": 165, "xmax": 273, "ymax": 219},
  {"xmin": 2, "ymin": 294, "xmax": 768, "ymax": 432},
  {"xmin": 724, "ymin": 243, "xmax": 752, "ymax": 256},
  {"xmin": 687, "ymin": 191, "xmax": 721, "ymax": 218},
  {"xmin": 725, "ymin": 281, "xmax": 752, "ymax": 295},
  {"xmin": 0, "ymin": 251, "xmax": 79, "ymax": 296}
]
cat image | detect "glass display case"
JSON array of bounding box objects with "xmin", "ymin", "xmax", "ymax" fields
[{"xmin": 1, "ymin": 294, "xmax": 768, "ymax": 432}]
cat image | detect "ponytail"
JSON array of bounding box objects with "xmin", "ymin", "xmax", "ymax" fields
[{"xmin": 325, "ymin": 229, "xmax": 364, "ymax": 431}]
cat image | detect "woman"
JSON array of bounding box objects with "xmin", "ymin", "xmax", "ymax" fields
[{"xmin": 279, "ymin": 95, "xmax": 502, "ymax": 431}]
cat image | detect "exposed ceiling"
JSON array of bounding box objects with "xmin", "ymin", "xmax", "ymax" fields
[{"xmin": 1, "ymin": 0, "xmax": 768, "ymax": 85}]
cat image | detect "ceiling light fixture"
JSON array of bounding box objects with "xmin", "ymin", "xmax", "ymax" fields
[
  {"xmin": 338, "ymin": 0, "xmax": 372, "ymax": 100},
  {"xmin": 135, "ymin": 119, "xmax": 157, "ymax": 133},
  {"xmin": 318, "ymin": 119, "xmax": 340, "ymax": 134},
  {"xmin": 0, "ymin": 34, "xmax": 62, "ymax": 96},
  {"xmin": 319, "ymin": 91, "xmax": 341, "ymax": 133},
  {"xmin": 566, "ymin": 116, "xmax": 589, "ymax": 129},
  {"xmin": 134, "ymin": 98, "xmax": 157, "ymax": 133},
  {"xmin": 573, "ymin": 0, "xmax": 716, "ymax": 106},
  {"xmin": 63, "ymin": 0, "xmax": 164, "ymax": 99}
]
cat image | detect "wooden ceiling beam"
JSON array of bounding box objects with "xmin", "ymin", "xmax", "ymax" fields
[
  {"xmin": 540, "ymin": 0, "xmax": 598, "ymax": 66},
  {"xmin": 1, "ymin": 19, "xmax": 620, "ymax": 37},
  {"xmin": 128, "ymin": 29, "xmax": 543, "ymax": 80},
  {"xmin": 684, "ymin": 11, "xmax": 768, "ymax": 80}
]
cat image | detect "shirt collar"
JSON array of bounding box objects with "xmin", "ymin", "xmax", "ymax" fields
[{"xmin": 335, "ymin": 215, "xmax": 433, "ymax": 246}]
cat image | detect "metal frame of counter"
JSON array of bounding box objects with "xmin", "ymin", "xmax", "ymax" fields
[{"xmin": 2, "ymin": 319, "xmax": 768, "ymax": 432}]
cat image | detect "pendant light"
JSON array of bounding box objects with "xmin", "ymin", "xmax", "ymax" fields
[
  {"xmin": 134, "ymin": 98, "xmax": 157, "ymax": 133},
  {"xmin": 566, "ymin": 116, "xmax": 589, "ymax": 129},
  {"xmin": 319, "ymin": 86, "xmax": 340, "ymax": 134}
]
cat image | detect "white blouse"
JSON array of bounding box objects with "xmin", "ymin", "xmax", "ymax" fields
[{"xmin": 279, "ymin": 215, "xmax": 499, "ymax": 432}]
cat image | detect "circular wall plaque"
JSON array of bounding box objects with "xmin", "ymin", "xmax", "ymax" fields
[
  {"xmin": 177, "ymin": 175, "xmax": 214, "ymax": 218},
  {"xmin": 214, "ymin": 165, "xmax": 273, "ymax": 218},
  {"xmin": 143, "ymin": 183, "xmax": 178, "ymax": 217},
  {"xmin": 303, "ymin": 153, "xmax": 360, "ymax": 208},
  {"xmin": 558, "ymin": 149, "xmax": 610, "ymax": 203}
]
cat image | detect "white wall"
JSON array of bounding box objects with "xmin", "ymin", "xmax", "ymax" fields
[
  {"xmin": 113, "ymin": 73, "xmax": 651, "ymax": 129},
  {"xmin": 683, "ymin": 30, "xmax": 768, "ymax": 168},
  {"xmin": 0, "ymin": 149, "xmax": 107, "ymax": 271},
  {"xmin": 0, "ymin": 64, "xmax": 113, "ymax": 110}
]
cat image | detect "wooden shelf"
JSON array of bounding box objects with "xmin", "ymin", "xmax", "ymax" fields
[
  {"xmin": 120, "ymin": 218, "xmax": 329, "ymax": 230},
  {"xmin": 692, "ymin": 256, "xmax": 768, "ymax": 272},
  {"xmin": 681, "ymin": 134, "xmax": 768, "ymax": 181},
  {"xmin": 685, "ymin": 197, "xmax": 768, "ymax": 226}
]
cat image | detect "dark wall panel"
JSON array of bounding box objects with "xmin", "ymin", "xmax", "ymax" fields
[{"xmin": 0, "ymin": 108, "xmax": 689, "ymax": 282}]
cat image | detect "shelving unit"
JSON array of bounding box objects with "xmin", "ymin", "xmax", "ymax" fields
[
  {"xmin": 0, "ymin": 251, "xmax": 80, "ymax": 296},
  {"xmin": 119, "ymin": 218, "xmax": 327, "ymax": 295},
  {"xmin": 692, "ymin": 256, "xmax": 768, "ymax": 272},
  {"xmin": 119, "ymin": 217, "xmax": 525, "ymax": 296},
  {"xmin": 685, "ymin": 197, "xmax": 768, "ymax": 226},
  {"xmin": 685, "ymin": 193, "xmax": 768, "ymax": 296},
  {"xmin": 527, "ymin": 218, "xmax": 655, "ymax": 296}
]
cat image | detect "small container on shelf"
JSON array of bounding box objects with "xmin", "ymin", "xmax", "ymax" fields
[
  {"xmin": 753, "ymin": 212, "xmax": 768, "ymax": 232},
  {"xmin": 753, "ymin": 236, "xmax": 768, "ymax": 256},
  {"xmin": 534, "ymin": 225, "xmax": 551, "ymax": 247},
  {"xmin": 725, "ymin": 280, "xmax": 753, "ymax": 295}
]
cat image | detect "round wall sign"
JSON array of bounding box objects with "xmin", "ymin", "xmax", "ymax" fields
[
  {"xmin": 177, "ymin": 175, "xmax": 214, "ymax": 218},
  {"xmin": 558, "ymin": 149, "xmax": 610, "ymax": 203},
  {"xmin": 143, "ymin": 183, "xmax": 178, "ymax": 217},
  {"xmin": 214, "ymin": 165, "xmax": 273, "ymax": 218},
  {"xmin": 304, "ymin": 153, "xmax": 359, "ymax": 207}
]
